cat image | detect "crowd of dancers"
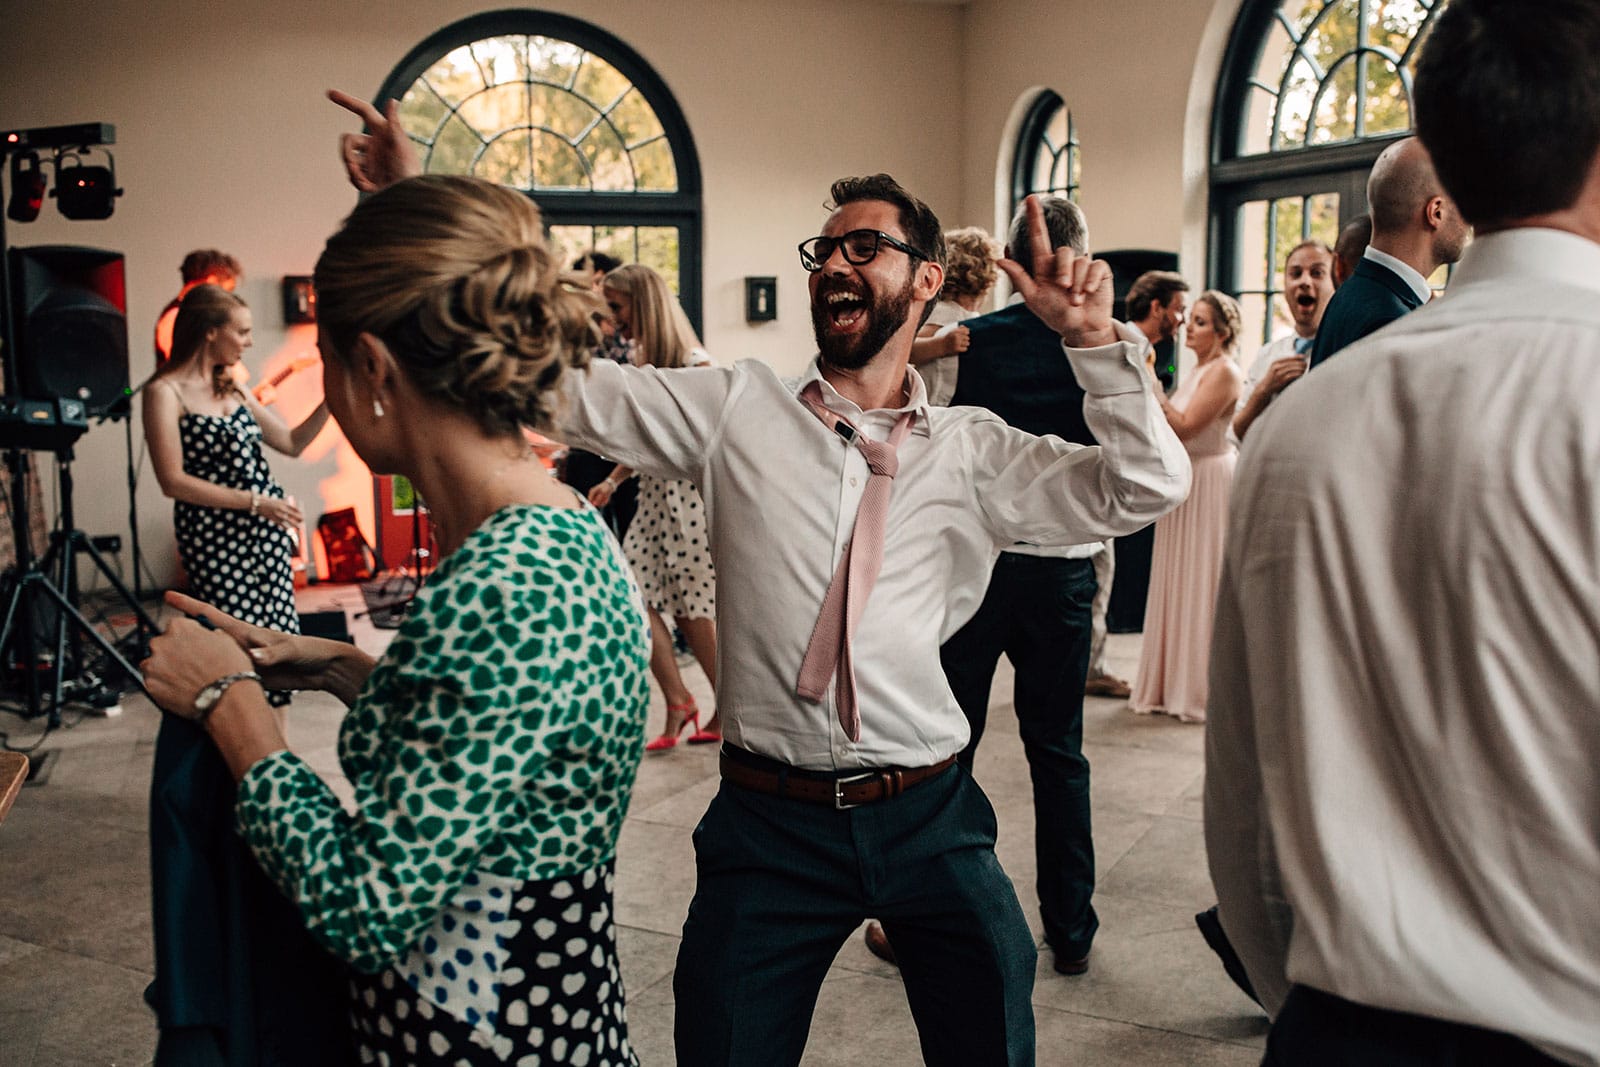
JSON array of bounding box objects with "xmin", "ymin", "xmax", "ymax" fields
[{"xmin": 133, "ymin": 0, "xmax": 1599, "ymax": 1063}]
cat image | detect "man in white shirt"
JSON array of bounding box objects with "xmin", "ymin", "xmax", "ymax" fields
[
  {"xmin": 1205, "ymin": 0, "xmax": 1600, "ymax": 1062},
  {"xmin": 1308, "ymin": 136, "xmax": 1469, "ymax": 368},
  {"xmin": 1229, "ymin": 240, "xmax": 1335, "ymax": 445}
]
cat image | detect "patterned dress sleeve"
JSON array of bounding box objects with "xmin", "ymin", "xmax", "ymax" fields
[{"xmin": 234, "ymin": 581, "xmax": 564, "ymax": 974}]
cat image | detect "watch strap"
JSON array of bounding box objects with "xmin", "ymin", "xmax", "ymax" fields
[{"xmin": 193, "ymin": 670, "xmax": 264, "ymax": 724}]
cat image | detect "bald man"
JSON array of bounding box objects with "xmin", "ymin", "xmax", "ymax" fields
[{"xmin": 1309, "ymin": 138, "xmax": 1470, "ymax": 367}]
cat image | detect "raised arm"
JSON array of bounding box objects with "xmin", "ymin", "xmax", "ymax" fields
[
  {"xmin": 245, "ymin": 389, "xmax": 331, "ymax": 457},
  {"xmin": 559, "ymin": 358, "xmax": 738, "ymax": 483}
]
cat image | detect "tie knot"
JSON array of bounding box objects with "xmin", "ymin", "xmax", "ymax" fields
[
  {"xmin": 855, "ymin": 436, "xmax": 899, "ymax": 477},
  {"xmin": 1294, "ymin": 336, "xmax": 1314, "ymax": 356}
]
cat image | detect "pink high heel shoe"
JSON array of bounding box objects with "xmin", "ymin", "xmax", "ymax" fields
[{"xmin": 645, "ymin": 700, "xmax": 700, "ymax": 752}]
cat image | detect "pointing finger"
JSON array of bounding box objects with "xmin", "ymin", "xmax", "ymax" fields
[{"xmin": 328, "ymin": 88, "xmax": 385, "ymax": 128}]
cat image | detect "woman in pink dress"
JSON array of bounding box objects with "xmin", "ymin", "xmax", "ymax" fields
[{"xmin": 1130, "ymin": 290, "xmax": 1245, "ymax": 723}]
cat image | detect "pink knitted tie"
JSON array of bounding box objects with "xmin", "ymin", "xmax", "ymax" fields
[{"xmin": 795, "ymin": 381, "xmax": 916, "ymax": 742}]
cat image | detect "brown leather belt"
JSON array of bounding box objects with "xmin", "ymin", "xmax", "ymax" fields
[{"xmin": 719, "ymin": 750, "xmax": 957, "ymax": 810}]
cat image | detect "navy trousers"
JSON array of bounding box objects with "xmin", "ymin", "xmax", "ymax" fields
[
  {"xmin": 674, "ymin": 762, "xmax": 1037, "ymax": 1067},
  {"xmin": 1265, "ymin": 986, "xmax": 1565, "ymax": 1066},
  {"xmin": 939, "ymin": 552, "xmax": 1099, "ymax": 960}
]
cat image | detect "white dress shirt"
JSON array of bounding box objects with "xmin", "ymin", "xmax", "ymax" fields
[
  {"xmin": 562, "ymin": 335, "xmax": 1188, "ymax": 771},
  {"xmin": 1206, "ymin": 227, "xmax": 1600, "ymax": 1066}
]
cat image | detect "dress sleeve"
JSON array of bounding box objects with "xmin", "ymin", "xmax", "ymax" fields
[
  {"xmin": 234, "ymin": 591, "xmax": 562, "ymax": 974},
  {"xmin": 968, "ymin": 329, "xmax": 1191, "ymax": 548}
]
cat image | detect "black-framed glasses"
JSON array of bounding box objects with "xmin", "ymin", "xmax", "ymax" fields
[{"xmin": 798, "ymin": 229, "xmax": 930, "ymax": 273}]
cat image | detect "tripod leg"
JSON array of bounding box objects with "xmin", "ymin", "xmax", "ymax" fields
[
  {"xmin": 28, "ymin": 578, "xmax": 148, "ymax": 702},
  {"xmin": 76, "ymin": 538, "xmax": 161, "ymax": 634}
]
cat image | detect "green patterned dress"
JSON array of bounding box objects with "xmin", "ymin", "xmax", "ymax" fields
[{"xmin": 234, "ymin": 503, "xmax": 651, "ymax": 1065}]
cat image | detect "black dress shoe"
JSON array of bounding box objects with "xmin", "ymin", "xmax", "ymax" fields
[
  {"xmin": 1195, "ymin": 906, "xmax": 1262, "ymax": 1007},
  {"xmin": 863, "ymin": 921, "xmax": 898, "ymax": 966},
  {"xmin": 1053, "ymin": 951, "xmax": 1089, "ymax": 976}
]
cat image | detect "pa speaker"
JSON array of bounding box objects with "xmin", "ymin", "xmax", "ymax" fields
[{"xmin": 7, "ymin": 245, "xmax": 129, "ymax": 417}]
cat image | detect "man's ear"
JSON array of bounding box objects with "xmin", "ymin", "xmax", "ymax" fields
[
  {"xmin": 915, "ymin": 260, "xmax": 944, "ymax": 303},
  {"xmin": 1424, "ymin": 195, "xmax": 1447, "ymax": 231}
]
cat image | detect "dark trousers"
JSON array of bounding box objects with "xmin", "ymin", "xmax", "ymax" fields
[
  {"xmin": 940, "ymin": 552, "xmax": 1098, "ymax": 959},
  {"xmin": 1265, "ymin": 986, "xmax": 1566, "ymax": 1066},
  {"xmin": 674, "ymin": 763, "xmax": 1037, "ymax": 1067}
]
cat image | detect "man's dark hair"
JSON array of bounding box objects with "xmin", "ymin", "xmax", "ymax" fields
[
  {"xmin": 1125, "ymin": 270, "xmax": 1189, "ymax": 324},
  {"xmin": 1334, "ymin": 215, "xmax": 1371, "ymax": 272},
  {"xmin": 179, "ymin": 249, "xmax": 241, "ymax": 284},
  {"xmin": 1005, "ymin": 196, "xmax": 1088, "ymax": 278},
  {"xmin": 1415, "ymin": 0, "xmax": 1600, "ymax": 227},
  {"xmin": 827, "ymin": 174, "xmax": 946, "ymax": 272},
  {"xmin": 573, "ymin": 251, "xmax": 621, "ymax": 274}
]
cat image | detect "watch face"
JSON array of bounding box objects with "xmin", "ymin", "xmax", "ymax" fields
[{"xmin": 195, "ymin": 686, "xmax": 220, "ymax": 714}]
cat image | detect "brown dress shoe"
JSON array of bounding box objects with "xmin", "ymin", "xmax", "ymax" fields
[
  {"xmin": 863, "ymin": 921, "xmax": 898, "ymax": 966},
  {"xmin": 1084, "ymin": 673, "xmax": 1131, "ymax": 699}
]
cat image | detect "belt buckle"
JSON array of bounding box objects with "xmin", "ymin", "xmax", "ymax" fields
[{"xmin": 833, "ymin": 770, "xmax": 879, "ymax": 810}]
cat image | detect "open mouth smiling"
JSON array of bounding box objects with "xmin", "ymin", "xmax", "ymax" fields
[{"xmin": 823, "ymin": 288, "xmax": 868, "ymax": 331}]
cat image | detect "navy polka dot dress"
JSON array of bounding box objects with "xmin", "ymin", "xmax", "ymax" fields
[{"xmin": 173, "ymin": 399, "xmax": 299, "ymax": 703}]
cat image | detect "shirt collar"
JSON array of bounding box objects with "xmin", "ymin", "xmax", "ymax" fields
[
  {"xmin": 1363, "ymin": 245, "xmax": 1434, "ymax": 304},
  {"xmin": 1445, "ymin": 227, "xmax": 1600, "ymax": 296},
  {"xmin": 797, "ymin": 357, "xmax": 933, "ymax": 436}
]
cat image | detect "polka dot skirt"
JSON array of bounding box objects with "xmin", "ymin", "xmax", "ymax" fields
[
  {"xmin": 621, "ymin": 474, "xmax": 715, "ymax": 621},
  {"xmin": 347, "ymin": 862, "xmax": 637, "ymax": 1066},
  {"xmin": 173, "ymin": 405, "xmax": 299, "ymax": 706}
]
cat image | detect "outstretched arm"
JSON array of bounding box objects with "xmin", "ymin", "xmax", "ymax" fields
[{"xmin": 328, "ymin": 90, "xmax": 422, "ymax": 193}]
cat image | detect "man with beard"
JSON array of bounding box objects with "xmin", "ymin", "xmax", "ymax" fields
[
  {"xmin": 1230, "ymin": 240, "xmax": 1336, "ymax": 444},
  {"xmin": 862, "ymin": 194, "xmax": 1109, "ymax": 978},
  {"xmin": 1309, "ymin": 137, "xmax": 1470, "ymax": 367},
  {"xmin": 330, "ymin": 99, "xmax": 1189, "ymax": 1064}
]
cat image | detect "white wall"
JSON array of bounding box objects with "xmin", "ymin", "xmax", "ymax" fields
[{"xmin": 0, "ymin": 0, "xmax": 966, "ymax": 587}]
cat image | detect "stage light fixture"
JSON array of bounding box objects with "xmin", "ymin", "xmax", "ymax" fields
[
  {"xmin": 6, "ymin": 152, "xmax": 46, "ymax": 223},
  {"xmin": 53, "ymin": 150, "xmax": 121, "ymax": 220}
]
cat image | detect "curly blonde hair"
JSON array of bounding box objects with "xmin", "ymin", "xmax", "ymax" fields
[
  {"xmin": 1195, "ymin": 289, "xmax": 1244, "ymax": 356},
  {"xmin": 313, "ymin": 175, "xmax": 598, "ymax": 436},
  {"xmin": 601, "ymin": 264, "xmax": 702, "ymax": 369},
  {"xmin": 939, "ymin": 226, "xmax": 1000, "ymax": 303}
]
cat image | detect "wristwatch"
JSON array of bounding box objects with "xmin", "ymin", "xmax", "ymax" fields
[{"xmin": 193, "ymin": 671, "xmax": 263, "ymax": 724}]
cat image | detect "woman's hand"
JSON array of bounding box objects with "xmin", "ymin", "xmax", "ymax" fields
[
  {"xmin": 587, "ymin": 479, "xmax": 616, "ymax": 507},
  {"xmin": 258, "ymin": 495, "xmax": 304, "ymax": 531},
  {"xmin": 161, "ymin": 592, "xmax": 377, "ymax": 705},
  {"xmin": 328, "ymin": 90, "xmax": 422, "ymax": 193},
  {"xmin": 142, "ymin": 615, "xmax": 255, "ymax": 720}
]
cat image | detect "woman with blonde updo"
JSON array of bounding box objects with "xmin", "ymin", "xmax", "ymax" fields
[
  {"xmin": 909, "ymin": 225, "xmax": 1001, "ymax": 405},
  {"xmin": 143, "ymin": 175, "xmax": 652, "ymax": 1066},
  {"xmin": 585, "ymin": 263, "xmax": 720, "ymax": 750},
  {"xmin": 1130, "ymin": 290, "xmax": 1245, "ymax": 723}
]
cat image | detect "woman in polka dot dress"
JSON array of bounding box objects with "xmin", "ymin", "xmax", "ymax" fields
[
  {"xmin": 143, "ymin": 171, "xmax": 652, "ymax": 1067},
  {"xmin": 586, "ymin": 264, "xmax": 721, "ymax": 750},
  {"xmin": 144, "ymin": 284, "xmax": 331, "ymax": 707}
]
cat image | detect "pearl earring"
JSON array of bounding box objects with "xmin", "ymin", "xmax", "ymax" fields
[{"xmin": 373, "ymin": 398, "xmax": 385, "ymax": 418}]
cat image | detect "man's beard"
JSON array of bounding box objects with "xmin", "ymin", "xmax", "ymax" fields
[{"xmin": 811, "ymin": 274, "xmax": 914, "ymax": 370}]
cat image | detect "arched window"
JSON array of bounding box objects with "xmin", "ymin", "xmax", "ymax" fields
[
  {"xmin": 1210, "ymin": 0, "xmax": 1445, "ymax": 344},
  {"xmin": 377, "ymin": 11, "xmax": 703, "ymax": 328},
  {"xmin": 1011, "ymin": 90, "xmax": 1079, "ymax": 217}
]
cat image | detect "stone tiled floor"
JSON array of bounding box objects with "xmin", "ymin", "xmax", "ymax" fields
[{"xmin": 0, "ymin": 585, "xmax": 1266, "ymax": 1065}]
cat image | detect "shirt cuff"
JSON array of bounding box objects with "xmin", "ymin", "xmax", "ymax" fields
[{"xmin": 1059, "ymin": 319, "xmax": 1152, "ymax": 396}]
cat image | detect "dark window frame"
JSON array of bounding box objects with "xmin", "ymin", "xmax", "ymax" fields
[{"xmin": 1010, "ymin": 89, "xmax": 1080, "ymax": 217}]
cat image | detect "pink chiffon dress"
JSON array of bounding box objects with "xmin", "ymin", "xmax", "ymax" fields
[{"xmin": 1130, "ymin": 359, "xmax": 1238, "ymax": 723}]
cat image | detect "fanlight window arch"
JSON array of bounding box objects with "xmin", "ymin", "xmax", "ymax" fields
[{"xmin": 377, "ymin": 11, "xmax": 702, "ymax": 324}]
